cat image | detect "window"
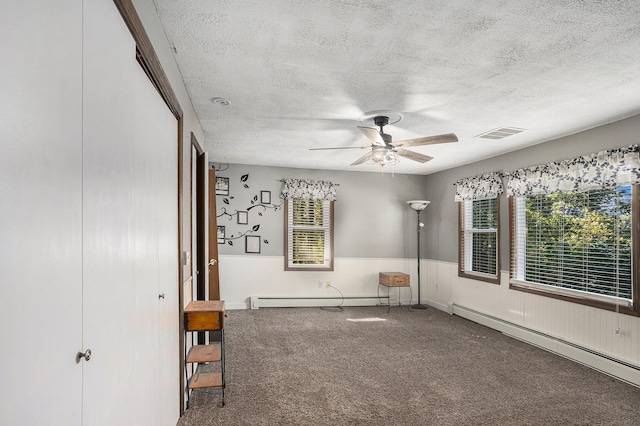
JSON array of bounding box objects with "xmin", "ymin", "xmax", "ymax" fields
[
  {"xmin": 284, "ymin": 199, "xmax": 334, "ymax": 271},
  {"xmin": 458, "ymin": 197, "xmax": 500, "ymax": 284},
  {"xmin": 510, "ymin": 186, "xmax": 639, "ymax": 315}
]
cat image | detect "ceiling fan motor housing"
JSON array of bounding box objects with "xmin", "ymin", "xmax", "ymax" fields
[{"xmin": 374, "ymin": 116, "xmax": 389, "ymax": 128}]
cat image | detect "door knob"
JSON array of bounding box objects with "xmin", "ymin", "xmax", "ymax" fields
[
  {"xmin": 76, "ymin": 349, "xmax": 92, "ymax": 363},
  {"xmin": 208, "ymin": 259, "xmax": 217, "ymax": 266}
]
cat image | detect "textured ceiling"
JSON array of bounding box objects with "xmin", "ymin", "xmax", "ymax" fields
[{"xmin": 152, "ymin": 0, "xmax": 640, "ymax": 175}]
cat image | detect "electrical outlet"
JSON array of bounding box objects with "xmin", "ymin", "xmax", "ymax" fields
[
  {"xmin": 318, "ymin": 281, "xmax": 323, "ymax": 289},
  {"xmin": 326, "ymin": 281, "xmax": 332, "ymax": 288}
]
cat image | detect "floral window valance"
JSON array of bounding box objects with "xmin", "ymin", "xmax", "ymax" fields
[
  {"xmin": 504, "ymin": 145, "xmax": 640, "ymax": 197},
  {"xmin": 454, "ymin": 172, "xmax": 504, "ymax": 201},
  {"xmin": 281, "ymin": 178, "xmax": 338, "ymax": 201}
]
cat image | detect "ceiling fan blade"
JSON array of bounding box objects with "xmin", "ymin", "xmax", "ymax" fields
[
  {"xmin": 357, "ymin": 126, "xmax": 384, "ymax": 145},
  {"xmin": 395, "ymin": 148, "xmax": 434, "ymax": 163},
  {"xmin": 391, "ymin": 133, "xmax": 458, "ymax": 148},
  {"xmin": 350, "ymin": 152, "xmax": 373, "ymax": 166},
  {"xmin": 309, "ymin": 146, "xmax": 368, "ymax": 151}
]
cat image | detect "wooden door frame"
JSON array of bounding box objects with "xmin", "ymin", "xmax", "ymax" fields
[
  {"xmin": 112, "ymin": 0, "xmax": 188, "ymax": 416},
  {"xmin": 208, "ymin": 168, "xmax": 221, "ymax": 300}
]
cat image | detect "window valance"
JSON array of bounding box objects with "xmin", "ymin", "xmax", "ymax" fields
[
  {"xmin": 280, "ymin": 178, "xmax": 338, "ymax": 201},
  {"xmin": 504, "ymin": 145, "xmax": 640, "ymax": 197},
  {"xmin": 454, "ymin": 172, "xmax": 504, "ymax": 201}
]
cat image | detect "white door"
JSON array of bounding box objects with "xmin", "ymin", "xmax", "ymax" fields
[
  {"xmin": 0, "ymin": 1, "xmax": 84, "ymax": 425},
  {"xmin": 81, "ymin": 1, "xmax": 178, "ymax": 424}
]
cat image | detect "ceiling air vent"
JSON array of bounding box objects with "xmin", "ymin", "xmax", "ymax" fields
[{"xmin": 476, "ymin": 127, "xmax": 526, "ymax": 140}]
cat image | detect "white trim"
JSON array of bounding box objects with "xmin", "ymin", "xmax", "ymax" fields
[{"xmin": 250, "ymin": 296, "xmax": 389, "ymax": 309}]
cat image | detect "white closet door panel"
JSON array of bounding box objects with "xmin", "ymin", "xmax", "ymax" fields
[
  {"xmin": 82, "ymin": 0, "xmax": 178, "ymax": 424},
  {"xmin": 155, "ymin": 110, "xmax": 180, "ymax": 423},
  {"xmin": 0, "ymin": 2, "xmax": 83, "ymax": 425}
]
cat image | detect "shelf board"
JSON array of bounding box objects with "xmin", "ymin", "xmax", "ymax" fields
[
  {"xmin": 186, "ymin": 344, "xmax": 221, "ymax": 364},
  {"xmin": 188, "ymin": 372, "xmax": 223, "ymax": 389}
]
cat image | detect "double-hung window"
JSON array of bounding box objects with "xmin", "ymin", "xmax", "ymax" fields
[
  {"xmin": 284, "ymin": 199, "xmax": 334, "ymax": 271},
  {"xmin": 459, "ymin": 197, "xmax": 500, "ymax": 284},
  {"xmin": 510, "ymin": 186, "xmax": 637, "ymax": 314}
]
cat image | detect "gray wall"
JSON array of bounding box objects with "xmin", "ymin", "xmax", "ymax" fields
[
  {"xmin": 214, "ymin": 164, "xmax": 429, "ymax": 258},
  {"xmin": 424, "ymin": 113, "xmax": 640, "ymax": 266}
]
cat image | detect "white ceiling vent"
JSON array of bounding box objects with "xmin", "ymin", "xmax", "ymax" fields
[{"xmin": 476, "ymin": 127, "xmax": 526, "ymax": 140}]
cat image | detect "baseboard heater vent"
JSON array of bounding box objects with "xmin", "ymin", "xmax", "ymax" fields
[
  {"xmin": 450, "ymin": 303, "xmax": 640, "ymax": 388},
  {"xmin": 250, "ymin": 296, "xmax": 388, "ymax": 310}
]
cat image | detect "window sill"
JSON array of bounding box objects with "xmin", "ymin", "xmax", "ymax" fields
[
  {"xmin": 509, "ymin": 279, "xmax": 638, "ymax": 316},
  {"xmin": 458, "ymin": 270, "xmax": 500, "ymax": 285}
]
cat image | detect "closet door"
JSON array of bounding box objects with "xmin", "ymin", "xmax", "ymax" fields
[
  {"xmin": 0, "ymin": 1, "xmax": 83, "ymax": 425},
  {"xmin": 82, "ymin": 0, "xmax": 178, "ymax": 424}
]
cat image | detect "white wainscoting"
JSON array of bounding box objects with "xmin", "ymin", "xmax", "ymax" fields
[
  {"xmin": 423, "ymin": 259, "xmax": 640, "ymax": 376},
  {"xmin": 218, "ymin": 255, "xmax": 418, "ymax": 310}
]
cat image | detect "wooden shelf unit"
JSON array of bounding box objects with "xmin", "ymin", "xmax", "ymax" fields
[{"xmin": 184, "ymin": 300, "xmax": 225, "ymax": 407}]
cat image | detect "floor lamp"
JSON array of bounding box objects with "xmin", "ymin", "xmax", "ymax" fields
[{"xmin": 407, "ymin": 200, "xmax": 431, "ymax": 309}]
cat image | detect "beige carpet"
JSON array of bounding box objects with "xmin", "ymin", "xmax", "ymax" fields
[{"xmin": 178, "ymin": 306, "xmax": 640, "ymax": 425}]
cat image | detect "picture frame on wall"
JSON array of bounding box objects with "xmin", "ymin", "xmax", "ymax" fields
[
  {"xmin": 245, "ymin": 235, "xmax": 261, "ymax": 253},
  {"xmin": 217, "ymin": 226, "xmax": 225, "ymax": 244},
  {"xmin": 260, "ymin": 190, "xmax": 271, "ymax": 204},
  {"xmin": 237, "ymin": 211, "xmax": 248, "ymax": 225},
  {"xmin": 216, "ymin": 177, "xmax": 229, "ymax": 196}
]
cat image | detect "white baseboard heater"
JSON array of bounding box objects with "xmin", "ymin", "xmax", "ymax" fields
[
  {"xmin": 250, "ymin": 296, "xmax": 388, "ymax": 310},
  {"xmin": 450, "ymin": 303, "xmax": 640, "ymax": 388}
]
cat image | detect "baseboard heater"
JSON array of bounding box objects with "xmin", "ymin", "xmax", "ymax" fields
[
  {"xmin": 450, "ymin": 303, "xmax": 640, "ymax": 388},
  {"xmin": 250, "ymin": 296, "xmax": 388, "ymax": 310}
]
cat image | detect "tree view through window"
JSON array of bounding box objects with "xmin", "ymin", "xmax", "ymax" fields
[{"xmin": 512, "ymin": 186, "xmax": 634, "ymax": 306}]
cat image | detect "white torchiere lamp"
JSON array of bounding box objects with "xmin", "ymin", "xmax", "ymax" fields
[{"xmin": 407, "ymin": 200, "xmax": 431, "ymax": 309}]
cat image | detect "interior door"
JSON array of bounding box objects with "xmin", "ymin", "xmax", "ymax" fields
[{"xmin": 0, "ymin": 2, "xmax": 83, "ymax": 424}]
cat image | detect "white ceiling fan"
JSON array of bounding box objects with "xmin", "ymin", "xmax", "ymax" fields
[{"xmin": 310, "ymin": 111, "xmax": 458, "ymax": 167}]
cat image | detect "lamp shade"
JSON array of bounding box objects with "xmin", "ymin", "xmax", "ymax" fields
[{"xmin": 407, "ymin": 200, "xmax": 431, "ymax": 211}]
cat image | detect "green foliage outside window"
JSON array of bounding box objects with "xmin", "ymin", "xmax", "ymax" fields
[{"xmin": 523, "ymin": 187, "xmax": 632, "ymax": 299}]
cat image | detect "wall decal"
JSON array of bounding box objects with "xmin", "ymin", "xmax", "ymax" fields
[
  {"xmin": 245, "ymin": 235, "xmax": 261, "ymax": 253},
  {"xmin": 210, "ymin": 163, "xmax": 230, "ymax": 172},
  {"xmin": 241, "ymin": 173, "xmax": 250, "ymax": 188},
  {"xmin": 223, "ymin": 224, "xmax": 260, "ymax": 246},
  {"xmin": 216, "ymin": 177, "xmax": 229, "ymax": 196},
  {"xmin": 213, "ymin": 167, "xmax": 278, "ymax": 251},
  {"xmin": 217, "ymin": 226, "xmax": 225, "ymax": 244},
  {"xmin": 237, "ymin": 211, "xmax": 248, "ymax": 225}
]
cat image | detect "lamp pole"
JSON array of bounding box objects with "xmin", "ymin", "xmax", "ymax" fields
[{"xmin": 407, "ymin": 200, "xmax": 430, "ymax": 310}]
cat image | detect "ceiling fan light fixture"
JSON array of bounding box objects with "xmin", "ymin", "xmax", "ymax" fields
[{"xmin": 366, "ymin": 148, "xmax": 399, "ymax": 167}]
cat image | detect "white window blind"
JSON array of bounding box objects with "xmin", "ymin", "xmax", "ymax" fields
[
  {"xmin": 460, "ymin": 198, "xmax": 499, "ymax": 281},
  {"xmin": 286, "ymin": 199, "xmax": 333, "ymax": 270},
  {"xmin": 511, "ymin": 186, "xmax": 632, "ymax": 305}
]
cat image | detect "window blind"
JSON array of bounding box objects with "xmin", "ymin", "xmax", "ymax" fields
[
  {"xmin": 287, "ymin": 199, "xmax": 332, "ymax": 268},
  {"xmin": 462, "ymin": 198, "xmax": 498, "ymax": 277},
  {"xmin": 512, "ymin": 186, "xmax": 632, "ymax": 302}
]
